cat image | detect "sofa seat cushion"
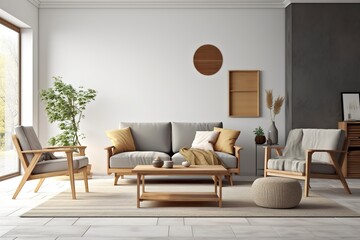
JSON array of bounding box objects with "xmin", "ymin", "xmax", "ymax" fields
[
  {"xmin": 110, "ymin": 151, "xmax": 171, "ymax": 168},
  {"xmin": 267, "ymin": 158, "xmax": 335, "ymax": 174},
  {"xmin": 33, "ymin": 156, "xmax": 89, "ymax": 174},
  {"xmin": 171, "ymin": 151, "xmax": 236, "ymax": 169},
  {"xmin": 119, "ymin": 122, "xmax": 171, "ymax": 153}
]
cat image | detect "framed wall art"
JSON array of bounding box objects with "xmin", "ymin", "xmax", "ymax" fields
[{"xmin": 341, "ymin": 92, "xmax": 360, "ymax": 121}]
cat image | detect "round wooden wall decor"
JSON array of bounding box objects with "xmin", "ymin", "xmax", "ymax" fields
[{"xmin": 193, "ymin": 44, "xmax": 223, "ymax": 76}]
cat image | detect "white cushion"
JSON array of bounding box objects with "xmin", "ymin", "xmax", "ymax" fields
[{"xmin": 191, "ymin": 131, "xmax": 219, "ymax": 151}]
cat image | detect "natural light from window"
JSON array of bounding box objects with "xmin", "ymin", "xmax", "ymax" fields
[{"xmin": 0, "ymin": 20, "xmax": 20, "ymax": 179}]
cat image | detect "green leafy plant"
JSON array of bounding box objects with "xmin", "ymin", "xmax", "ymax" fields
[
  {"xmin": 253, "ymin": 126, "xmax": 265, "ymax": 136},
  {"xmin": 40, "ymin": 76, "xmax": 97, "ymax": 146}
]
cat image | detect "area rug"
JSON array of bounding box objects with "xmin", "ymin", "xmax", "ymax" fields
[{"xmin": 22, "ymin": 178, "xmax": 359, "ymax": 217}]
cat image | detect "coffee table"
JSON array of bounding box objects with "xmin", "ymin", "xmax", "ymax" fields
[{"xmin": 132, "ymin": 165, "xmax": 228, "ymax": 208}]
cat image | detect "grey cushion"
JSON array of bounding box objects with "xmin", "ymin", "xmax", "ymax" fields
[
  {"xmin": 267, "ymin": 158, "xmax": 336, "ymax": 174},
  {"xmin": 15, "ymin": 126, "xmax": 56, "ymax": 164},
  {"xmin": 171, "ymin": 122, "xmax": 223, "ymax": 153},
  {"xmin": 120, "ymin": 122, "xmax": 171, "ymax": 153},
  {"xmin": 171, "ymin": 151, "xmax": 236, "ymax": 169},
  {"xmin": 33, "ymin": 156, "xmax": 88, "ymax": 174},
  {"xmin": 110, "ymin": 151, "xmax": 171, "ymax": 168}
]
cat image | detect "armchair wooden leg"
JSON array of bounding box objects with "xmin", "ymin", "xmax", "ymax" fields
[
  {"xmin": 330, "ymin": 153, "xmax": 351, "ymax": 194},
  {"xmin": 13, "ymin": 154, "xmax": 41, "ymax": 199},
  {"xmin": 13, "ymin": 174, "xmax": 29, "ymax": 199},
  {"xmin": 66, "ymin": 152, "xmax": 76, "ymax": 200},
  {"xmin": 338, "ymin": 175, "xmax": 351, "ymax": 194},
  {"xmin": 304, "ymin": 177, "xmax": 310, "ymax": 197},
  {"xmin": 114, "ymin": 174, "xmax": 120, "ymax": 185},
  {"xmin": 304, "ymin": 151, "xmax": 312, "ymax": 197},
  {"xmin": 34, "ymin": 178, "xmax": 45, "ymax": 193},
  {"xmin": 82, "ymin": 167, "xmax": 89, "ymax": 193}
]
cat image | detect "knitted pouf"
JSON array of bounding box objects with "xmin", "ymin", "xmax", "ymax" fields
[{"xmin": 251, "ymin": 177, "xmax": 302, "ymax": 209}]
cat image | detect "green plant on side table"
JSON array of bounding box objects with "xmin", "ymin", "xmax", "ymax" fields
[
  {"xmin": 253, "ymin": 126, "xmax": 266, "ymax": 144},
  {"xmin": 40, "ymin": 76, "xmax": 97, "ymax": 146}
]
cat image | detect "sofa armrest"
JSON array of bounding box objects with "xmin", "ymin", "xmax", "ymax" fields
[
  {"xmin": 234, "ymin": 145, "xmax": 243, "ymax": 170},
  {"xmin": 104, "ymin": 145, "xmax": 115, "ymax": 151},
  {"xmin": 105, "ymin": 146, "xmax": 115, "ymax": 174}
]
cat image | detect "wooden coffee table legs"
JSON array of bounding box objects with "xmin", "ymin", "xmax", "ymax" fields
[
  {"xmin": 136, "ymin": 173, "xmax": 224, "ymax": 208},
  {"xmin": 213, "ymin": 175, "xmax": 223, "ymax": 207}
]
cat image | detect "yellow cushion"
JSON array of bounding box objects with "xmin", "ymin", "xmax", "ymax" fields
[
  {"xmin": 106, "ymin": 127, "xmax": 136, "ymax": 154},
  {"xmin": 213, "ymin": 127, "xmax": 240, "ymax": 154}
]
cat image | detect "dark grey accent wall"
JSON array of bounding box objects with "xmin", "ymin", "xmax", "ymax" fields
[{"xmin": 286, "ymin": 3, "xmax": 360, "ymax": 133}]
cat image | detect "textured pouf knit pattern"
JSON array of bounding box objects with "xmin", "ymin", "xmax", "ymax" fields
[{"xmin": 251, "ymin": 177, "xmax": 302, "ymax": 209}]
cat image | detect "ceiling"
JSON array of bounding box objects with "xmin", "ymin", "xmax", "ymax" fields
[{"xmin": 28, "ymin": 0, "xmax": 360, "ymax": 9}]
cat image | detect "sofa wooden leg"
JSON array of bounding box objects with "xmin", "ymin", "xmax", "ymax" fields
[
  {"xmin": 225, "ymin": 175, "xmax": 233, "ymax": 186},
  {"xmin": 120, "ymin": 175, "xmax": 124, "ymax": 179},
  {"xmin": 114, "ymin": 174, "xmax": 120, "ymax": 185}
]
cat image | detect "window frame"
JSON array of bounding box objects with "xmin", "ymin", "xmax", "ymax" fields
[{"xmin": 0, "ymin": 17, "xmax": 21, "ymax": 181}]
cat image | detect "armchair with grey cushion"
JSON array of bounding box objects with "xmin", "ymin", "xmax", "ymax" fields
[
  {"xmin": 12, "ymin": 126, "xmax": 89, "ymax": 199},
  {"xmin": 264, "ymin": 129, "xmax": 351, "ymax": 197}
]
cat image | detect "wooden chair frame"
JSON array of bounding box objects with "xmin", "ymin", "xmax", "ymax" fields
[
  {"xmin": 105, "ymin": 145, "xmax": 243, "ymax": 186},
  {"xmin": 12, "ymin": 135, "xmax": 89, "ymax": 200},
  {"xmin": 263, "ymin": 140, "xmax": 351, "ymax": 197}
]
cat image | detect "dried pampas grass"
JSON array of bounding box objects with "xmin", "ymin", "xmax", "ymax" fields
[
  {"xmin": 265, "ymin": 90, "xmax": 273, "ymax": 109},
  {"xmin": 265, "ymin": 89, "xmax": 284, "ymax": 121},
  {"xmin": 273, "ymin": 96, "xmax": 285, "ymax": 115}
]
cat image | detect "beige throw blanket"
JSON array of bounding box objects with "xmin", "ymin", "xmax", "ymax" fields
[{"xmin": 179, "ymin": 147, "xmax": 223, "ymax": 166}]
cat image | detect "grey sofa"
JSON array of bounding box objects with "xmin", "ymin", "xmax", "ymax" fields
[{"xmin": 105, "ymin": 122, "xmax": 242, "ymax": 185}]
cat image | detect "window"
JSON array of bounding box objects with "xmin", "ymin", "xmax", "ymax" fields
[{"xmin": 0, "ymin": 18, "xmax": 20, "ymax": 180}]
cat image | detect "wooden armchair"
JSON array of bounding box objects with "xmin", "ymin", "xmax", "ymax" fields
[
  {"xmin": 264, "ymin": 128, "xmax": 351, "ymax": 197},
  {"xmin": 12, "ymin": 126, "xmax": 89, "ymax": 199}
]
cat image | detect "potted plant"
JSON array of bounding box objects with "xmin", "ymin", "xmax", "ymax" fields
[
  {"xmin": 40, "ymin": 76, "xmax": 97, "ymax": 146},
  {"xmin": 253, "ymin": 126, "xmax": 266, "ymax": 144}
]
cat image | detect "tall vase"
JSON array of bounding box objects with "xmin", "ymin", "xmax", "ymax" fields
[{"xmin": 268, "ymin": 121, "xmax": 278, "ymax": 145}]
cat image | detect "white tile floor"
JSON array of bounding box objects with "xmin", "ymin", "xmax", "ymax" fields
[{"xmin": 0, "ymin": 175, "xmax": 360, "ymax": 239}]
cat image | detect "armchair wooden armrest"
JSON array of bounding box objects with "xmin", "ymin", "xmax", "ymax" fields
[
  {"xmin": 45, "ymin": 146, "xmax": 87, "ymax": 156},
  {"xmin": 22, "ymin": 148, "xmax": 77, "ymax": 170},
  {"xmin": 264, "ymin": 146, "xmax": 285, "ymax": 174},
  {"xmin": 307, "ymin": 149, "xmax": 347, "ymax": 153},
  {"xmin": 22, "ymin": 148, "xmax": 75, "ymax": 154},
  {"xmin": 264, "ymin": 145, "xmax": 285, "ymax": 158},
  {"xmin": 263, "ymin": 145, "xmax": 285, "ymax": 150}
]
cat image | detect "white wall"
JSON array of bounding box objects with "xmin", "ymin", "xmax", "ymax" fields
[
  {"xmin": 0, "ymin": 0, "xmax": 39, "ymax": 132},
  {"xmin": 39, "ymin": 8, "xmax": 285, "ymax": 175}
]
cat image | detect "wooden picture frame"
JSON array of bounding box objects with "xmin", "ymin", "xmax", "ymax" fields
[
  {"xmin": 341, "ymin": 92, "xmax": 360, "ymax": 121},
  {"xmin": 229, "ymin": 70, "xmax": 260, "ymax": 117}
]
